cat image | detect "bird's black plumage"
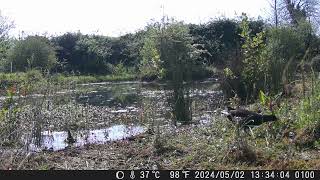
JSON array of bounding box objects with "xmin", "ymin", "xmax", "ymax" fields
[{"xmin": 223, "ymin": 106, "xmax": 278, "ymax": 127}]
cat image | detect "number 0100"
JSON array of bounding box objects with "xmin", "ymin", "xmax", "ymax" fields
[{"xmin": 295, "ymin": 171, "xmax": 314, "ymax": 179}]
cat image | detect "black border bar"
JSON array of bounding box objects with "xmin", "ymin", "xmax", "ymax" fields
[{"xmin": 0, "ymin": 170, "xmax": 319, "ymax": 180}]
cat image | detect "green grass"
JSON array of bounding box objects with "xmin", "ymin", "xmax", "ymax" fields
[
  {"xmin": 51, "ymin": 73, "xmax": 138, "ymax": 85},
  {"xmin": 0, "ymin": 70, "xmax": 137, "ymax": 86},
  {"xmin": 0, "ymin": 70, "xmax": 138, "ymax": 96}
]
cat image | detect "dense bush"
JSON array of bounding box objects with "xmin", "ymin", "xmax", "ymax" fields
[
  {"xmin": 221, "ymin": 14, "xmax": 268, "ymax": 102},
  {"xmin": 189, "ymin": 18, "xmax": 264, "ymax": 67},
  {"xmin": 189, "ymin": 19, "xmax": 241, "ymax": 66},
  {"xmin": 8, "ymin": 36, "xmax": 57, "ymax": 72},
  {"xmin": 222, "ymin": 15, "xmax": 320, "ymax": 102},
  {"xmin": 51, "ymin": 32, "xmax": 145, "ymax": 75}
]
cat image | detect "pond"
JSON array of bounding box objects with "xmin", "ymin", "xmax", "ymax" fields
[{"xmin": 4, "ymin": 79, "xmax": 223, "ymax": 152}]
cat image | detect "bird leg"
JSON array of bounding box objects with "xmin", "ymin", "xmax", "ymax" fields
[
  {"xmin": 243, "ymin": 126, "xmax": 255, "ymax": 137},
  {"xmin": 248, "ymin": 127, "xmax": 255, "ymax": 138}
]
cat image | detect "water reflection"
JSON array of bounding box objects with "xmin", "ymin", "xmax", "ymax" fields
[
  {"xmin": 77, "ymin": 91, "xmax": 140, "ymax": 107},
  {"xmin": 76, "ymin": 84, "xmax": 141, "ymax": 107},
  {"xmin": 29, "ymin": 124, "xmax": 145, "ymax": 152},
  {"xmin": 75, "ymin": 81, "xmax": 221, "ymax": 108}
]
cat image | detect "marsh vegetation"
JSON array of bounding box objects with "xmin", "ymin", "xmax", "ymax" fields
[{"xmin": 1, "ymin": 0, "xmax": 320, "ymax": 170}]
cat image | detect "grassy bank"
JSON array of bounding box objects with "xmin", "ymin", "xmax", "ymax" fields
[
  {"xmin": 0, "ymin": 66, "xmax": 217, "ymax": 86},
  {"xmin": 0, "ymin": 71, "xmax": 138, "ymax": 86},
  {"xmin": 51, "ymin": 73, "xmax": 138, "ymax": 84},
  {"xmin": 0, "ymin": 70, "xmax": 139, "ymax": 96}
]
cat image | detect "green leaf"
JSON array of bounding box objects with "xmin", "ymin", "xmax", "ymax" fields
[{"xmin": 259, "ymin": 90, "xmax": 266, "ymax": 105}]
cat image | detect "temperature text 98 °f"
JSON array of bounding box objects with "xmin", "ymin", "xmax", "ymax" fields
[{"xmin": 169, "ymin": 171, "xmax": 191, "ymax": 179}]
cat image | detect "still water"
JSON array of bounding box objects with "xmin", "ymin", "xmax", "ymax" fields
[
  {"xmin": 28, "ymin": 80, "xmax": 222, "ymax": 151},
  {"xmin": 29, "ymin": 124, "xmax": 145, "ymax": 151}
]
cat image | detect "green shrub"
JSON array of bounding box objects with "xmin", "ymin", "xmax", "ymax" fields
[
  {"xmin": 239, "ymin": 13, "xmax": 268, "ymax": 101},
  {"xmin": 8, "ymin": 36, "xmax": 57, "ymax": 72}
]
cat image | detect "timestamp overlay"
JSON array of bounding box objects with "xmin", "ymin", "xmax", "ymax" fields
[
  {"xmin": 113, "ymin": 170, "xmax": 319, "ymax": 180},
  {"xmin": 0, "ymin": 170, "xmax": 319, "ymax": 179}
]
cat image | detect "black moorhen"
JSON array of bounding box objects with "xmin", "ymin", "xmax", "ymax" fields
[{"xmin": 222, "ymin": 106, "xmax": 278, "ymax": 128}]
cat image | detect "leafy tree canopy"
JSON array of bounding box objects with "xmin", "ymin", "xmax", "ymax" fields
[{"xmin": 8, "ymin": 36, "xmax": 57, "ymax": 72}]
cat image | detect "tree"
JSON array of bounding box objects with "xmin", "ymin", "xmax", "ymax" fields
[
  {"xmin": 51, "ymin": 32, "xmax": 82, "ymax": 72},
  {"xmin": 141, "ymin": 18, "xmax": 204, "ymax": 124},
  {"xmin": 117, "ymin": 31, "xmax": 145, "ymax": 67},
  {"xmin": 189, "ymin": 19, "xmax": 241, "ymax": 66},
  {"xmin": 273, "ymin": 0, "xmax": 279, "ymax": 26},
  {"xmin": 52, "ymin": 32, "xmax": 145, "ymax": 75},
  {"xmin": 73, "ymin": 35, "xmax": 114, "ymax": 74},
  {"xmin": 189, "ymin": 18, "xmax": 264, "ymax": 72},
  {"xmin": 8, "ymin": 36, "xmax": 57, "ymax": 71},
  {"xmin": 52, "ymin": 32, "xmax": 116, "ymax": 74},
  {"xmin": 240, "ymin": 14, "xmax": 268, "ymax": 100},
  {"xmin": 139, "ymin": 26, "xmax": 163, "ymax": 80},
  {"xmin": 160, "ymin": 19, "xmax": 194, "ymax": 123},
  {"xmin": 0, "ymin": 12, "xmax": 14, "ymax": 40},
  {"xmin": 0, "ymin": 12, "xmax": 14, "ymax": 71},
  {"xmin": 275, "ymin": 0, "xmax": 320, "ymax": 26}
]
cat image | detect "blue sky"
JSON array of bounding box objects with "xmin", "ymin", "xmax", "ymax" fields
[{"xmin": 1, "ymin": 0, "xmax": 270, "ymax": 37}]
